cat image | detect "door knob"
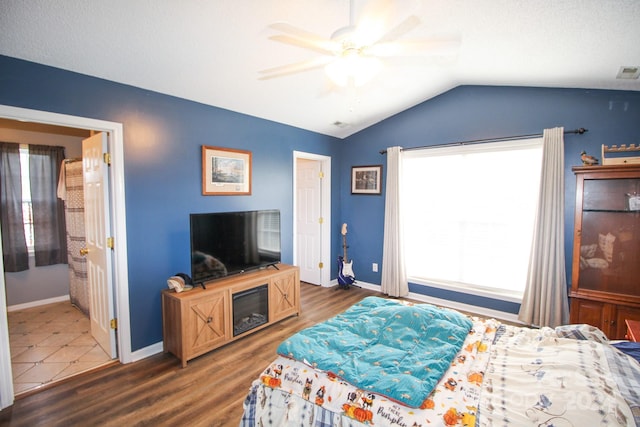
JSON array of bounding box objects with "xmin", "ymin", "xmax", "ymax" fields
[{"xmin": 79, "ymin": 248, "xmax": 89, "ymax": 256}]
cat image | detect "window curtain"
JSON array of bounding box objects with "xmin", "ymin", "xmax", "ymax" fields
[
  {"xmin": 29, "ymin": 144, "xmax": 67, "ymax": 266},
  {"xmin": 0, "ymin": 142, "xmax": 29, "ymax": 272},
  {"xmin": 381, "ymin": 146, "xmax": 408, "ymax": 297},
  {"xmin": 518, "ymin": 127, "xmax": 569, "ymax": 327}
]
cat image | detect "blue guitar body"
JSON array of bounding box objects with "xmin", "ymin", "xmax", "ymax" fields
[
  {"xmin": 337, "ymin": 255, "xmax": 355, "ymax": 288},
  {"xmin": 337, "ymin": 223, "xmax": 355, "ymax": 289}
]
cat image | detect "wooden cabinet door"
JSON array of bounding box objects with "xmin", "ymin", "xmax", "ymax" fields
[
  {"xmin": 612, "ymin": 306, "xmax": 640, "ymax": 340},
  {"xmin": 570, "ymin": 298, "xmax": 612, "ymax": 337},
  {"xmin": 186, "ymin": 290, "xmax": 229, "ymax": 358},
  {"xmin": 270, "ymin": 271, "xmax": 299, "ymax": 322}
]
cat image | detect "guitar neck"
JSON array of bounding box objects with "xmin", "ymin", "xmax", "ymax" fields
[{"xmin": 342, "ymin": 234, "xmax": 348, "ymax": 261}]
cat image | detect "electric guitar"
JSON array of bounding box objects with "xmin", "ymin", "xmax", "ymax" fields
[{"xmin": 337, "ymin": 223, "xmax": 355, "ymax": 287}]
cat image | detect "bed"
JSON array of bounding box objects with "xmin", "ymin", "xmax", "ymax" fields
[{"xmin": 239, "ymin": 296, "xmax": 640, "ymax": 427}]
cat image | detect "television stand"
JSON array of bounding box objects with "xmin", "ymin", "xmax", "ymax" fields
[{"xmin": 162, "ymin": 263, "xmax": 300, "ymax": 367}]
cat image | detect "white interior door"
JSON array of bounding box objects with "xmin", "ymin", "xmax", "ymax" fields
[
  {"xmin": 82, "ymin": 132, "xmax": 116, "ymax": 358},
  {"xmin": 296, "ymin": 158, "xmax": 322, "ymax": 285}
]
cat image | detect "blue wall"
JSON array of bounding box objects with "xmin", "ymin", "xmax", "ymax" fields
[
  {"xmin": 2, "ymin": 54, "xmax": 640, "ymax": 350},
  {"xmin": 341, "ymin": 86, "xmax": 640, "ymax": 313},
  {"xmin": 0, "ymin": 55, "xmax": 341, "ymax": 350}
]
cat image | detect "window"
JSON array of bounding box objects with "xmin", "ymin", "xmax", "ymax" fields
[
  {"xmin": 19, "ymin": 145, "xmax": 35, "ymax": 253},
  {"xmin": 257, "ymin": 210, "xmax": 280, "ymax": 254},
  {"xmin": 0, "ymin": 142, "xmax": 66, "ymax": 271},
  {"xmin": 401, "ymin": 138, "xmax": 543, "ymax": 301}
]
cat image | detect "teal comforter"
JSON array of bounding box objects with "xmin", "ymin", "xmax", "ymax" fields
[{"xmin": 277, "ymin": 296, "xmax": 473, "ymax": 408}]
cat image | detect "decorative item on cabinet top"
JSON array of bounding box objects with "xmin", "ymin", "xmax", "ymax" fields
[
  {"xmin": 601, "ymin": 144, "xmax": 640, "ymax": 165},
  {"xmin": 580, "ymin": 150, "xmax": 599, "ymax": 166},
  {"xmin": 166, "ymin": 273, "xmax": 195, "ymax": 293}
]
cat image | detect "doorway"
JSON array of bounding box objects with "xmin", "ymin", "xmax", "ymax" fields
[
  {"xmin": 293, "ymin": 151, "xmax": 331, "ymax": 287},
  {"xmin": 0, "ymin": 105, "xmax": 131, "ymax": 410}
]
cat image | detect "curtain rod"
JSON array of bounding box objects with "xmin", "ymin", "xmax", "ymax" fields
[{"xmin": 379, "ymin": 128, "xmax": 588, "ymax": 154}]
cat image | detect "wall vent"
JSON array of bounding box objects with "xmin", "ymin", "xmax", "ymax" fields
[{"xmin": 616, "ymin": 66, "xmax": 640, "ymax": 80}]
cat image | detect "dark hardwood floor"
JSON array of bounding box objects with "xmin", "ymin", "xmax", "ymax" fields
[{"xmin": 0, "ymin": 282, "xmax": 379, "ymax": 427}]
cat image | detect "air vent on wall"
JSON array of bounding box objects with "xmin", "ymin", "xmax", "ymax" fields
[{"xmin": 616, "ymin": 66, "xmax": 640, "ymax": 80}]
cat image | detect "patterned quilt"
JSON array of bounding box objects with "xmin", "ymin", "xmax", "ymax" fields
[
  {"xmin": 276, "ymin": 296, "xmax": 473, "ymax": 408},
  {"xmin": 478, "ymin": 324, "xmax": 640, "ymax": 426},
  {"xmin": 241, "ymin": 308, "xmax": 640, "ymax": 427},
  {"xmin": 243, "ymin": 315, "xmax": 498, "ymax": 426}
]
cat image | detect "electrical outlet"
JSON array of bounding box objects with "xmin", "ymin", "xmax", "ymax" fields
[{"xmin": 372, "ymin": 263, "xmax": 378, "ymax": 272}]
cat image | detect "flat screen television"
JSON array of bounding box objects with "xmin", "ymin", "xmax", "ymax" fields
[{"xmin": 189, "ymin": 209, "xmax": 281, "ymax": 284}]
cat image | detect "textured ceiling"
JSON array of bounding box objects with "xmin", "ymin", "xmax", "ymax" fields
[{"xmin": 1, "ymin": 0, "xmax": 639, "ymax": 138}]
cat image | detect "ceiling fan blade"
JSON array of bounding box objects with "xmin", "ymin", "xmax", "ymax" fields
[
  {"xmin": 269, "ymin": 22, "xmax": 327, "ymax": 44},
  {"xmin": 269, "ymin": 34, "xmax": 337, "ymax": 56},
  {"xmin": 373, "ymin": 15, "xmax": 422, "ymax": 45},
  {"xmin": 366, "ymin": 38, "xmax": 461, "ymax": 57},
  {"xmin": 352, "ymin": 0, "xmax": 393, "ymax": 45},
  {"xmin": 269, "ymin": 22, "xmax": 338, "ymax": 51},
  {"xmin": 258, "ymin": 56, "xmax": 334, "ymax": 80}
]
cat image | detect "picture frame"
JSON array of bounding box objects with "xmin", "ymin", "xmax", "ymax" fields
[
  {"xmin": 202, "ymin": 145, "xmax": 252, "ymax": 195},
  {"xmin": 351, "ymin": 165, "xmax": 382, "ymax": 195}
]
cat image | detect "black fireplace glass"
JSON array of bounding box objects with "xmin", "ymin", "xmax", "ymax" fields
[{"xmin": 233, "ymin": 284, "xmax": 269, "ymax": 336}]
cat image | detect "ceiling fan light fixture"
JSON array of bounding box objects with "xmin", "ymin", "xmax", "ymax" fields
[{"xmin": 324, "ymin": 50, "xmax": 382, "ymax": 87}]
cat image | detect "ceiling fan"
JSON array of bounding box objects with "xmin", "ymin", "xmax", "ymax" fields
[{"xmin": 259, "ymin": 0, "xmax": 459, "ymax": 87}]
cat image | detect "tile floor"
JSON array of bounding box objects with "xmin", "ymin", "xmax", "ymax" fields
[{"xmin": 8, "ymin": 301, "xmax": 112, "ymax": 395}]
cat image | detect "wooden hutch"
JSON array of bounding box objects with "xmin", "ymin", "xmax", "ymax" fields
[{"xmin": 570, "ymin": 165, "xmax": 640, "ymax": 339}]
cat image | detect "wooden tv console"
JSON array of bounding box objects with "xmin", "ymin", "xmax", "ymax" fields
[{"xmin": 162, "ymin": 263, "xmax": 300, "ymax": 367}]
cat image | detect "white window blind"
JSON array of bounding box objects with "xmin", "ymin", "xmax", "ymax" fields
[
  {"xmin": 257, "ymin": 211, "xmax": 280, "ymax": 253},
  {"xmin": 19, "ymin": 145, "xmax": 35, "ymax": 253},
  {"xmin": 401, "ymin": 138, "xmax": 543, "ymax": 301}
]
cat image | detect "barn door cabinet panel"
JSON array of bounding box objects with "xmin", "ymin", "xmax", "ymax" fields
[
  {"xmin": 162, "ymin": 264, "xmax": 300, "ymax": 367},
  {"xmin": 570, "ymin": 165, "xmax": 640, "ymax": 339},
  {"xmin": 270, "ymin": 268, "xmax": 300, "ymax": 322}
]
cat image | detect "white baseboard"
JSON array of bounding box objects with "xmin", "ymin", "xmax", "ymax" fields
[
  {"xmin": 130, "ymin": 341, "xmax": 164, "ymax": 363},
  {"xmin": 7, "ymin": 295, "xmax": 70, "ymax": 312},
  {"xmin": 334, "ymin": 279, "xmax": 524, "ymax": 325}
]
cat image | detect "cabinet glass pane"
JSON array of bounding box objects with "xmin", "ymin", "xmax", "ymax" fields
[
  {"xmin": 578, "ymin": 211, "xmax": 639, "ymax": 294},
  {"xmin": 583, "ymin": 178, "xmax": 640, "ymax": 211}
]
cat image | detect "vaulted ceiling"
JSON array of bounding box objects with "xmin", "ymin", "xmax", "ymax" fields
[{"xmin": 1, "ymin": 0, "xmax": 639, "ymax": 138}]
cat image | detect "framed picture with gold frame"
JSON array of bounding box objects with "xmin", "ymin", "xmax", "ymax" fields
[
  {"xmin": 351, "ymin": 165, "xmax": 382, "ymax": 195},
  {"xmin": 202, "ymin": 146, "xmax": 252, "ymax": 195}
]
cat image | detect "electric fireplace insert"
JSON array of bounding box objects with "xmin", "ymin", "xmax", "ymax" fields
[{"xmin": 233, "ymin": 284, "xmax": 269, "ymax": 336}]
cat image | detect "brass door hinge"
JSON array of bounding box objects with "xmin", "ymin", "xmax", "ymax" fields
[
  {"xmin": 318, "ymin": 171, "xmax": 324, "ymax": 179},
  {"xmin": 318, "ymin": 217, "xmax": 324, "ymax": 224},
  {"xmin": 318, "ymin": 262, "xmax": 324, "ymax": 269},
  {"xmin": 107, "ymin": 237, "xmax": 114, "ymax": 249},
  {"xmin": 103, "ymin": 152, "xmax": 112, "ymax": 166},
  {"xmin": 110, "ymin": 318, "xmax": 117, "ymax": 330}
]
